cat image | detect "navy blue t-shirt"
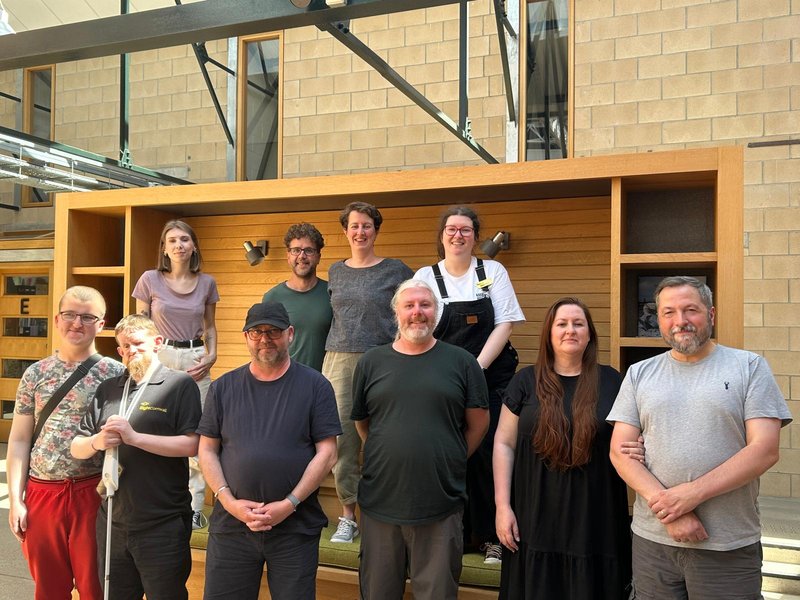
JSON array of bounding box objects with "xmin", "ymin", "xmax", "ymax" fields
[{"xmin": 197, "ymin": 361, "xmax": 341, "ymax": 535}]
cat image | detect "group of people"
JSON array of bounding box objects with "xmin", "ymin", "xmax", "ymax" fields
[{"xmin": 6, "ymin": 200, "xmax": 791, "ymax": 600}]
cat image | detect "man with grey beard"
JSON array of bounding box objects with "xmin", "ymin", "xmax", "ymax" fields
[
  {"xmin": 72, "ymin": 314, "xmax": 201, "ymax": 600},
  {"xmin": 351, "ymin": 280, "xmax": 489, "ymax": 600},
  {"xmin": 608, "ymin": 276, "xmax": 791, "ymax": 600}
]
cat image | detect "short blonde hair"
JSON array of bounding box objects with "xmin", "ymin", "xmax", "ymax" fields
[
  {"xmin": 114, "ymin": 314, "xmax": 160, "ymax": 340},
  {"xmin": 59, "ymin": 286, "xmax": 106, "ymax": 316}
]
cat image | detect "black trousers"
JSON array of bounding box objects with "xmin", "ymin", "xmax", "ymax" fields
[{"xmin": 98, "ymin": 510, "xmax": 192, "ymax": 600}]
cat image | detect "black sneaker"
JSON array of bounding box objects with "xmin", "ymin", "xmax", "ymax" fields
[{"xmin": 481, "ymin": 542, "xmax": 502, "ymax": 564}]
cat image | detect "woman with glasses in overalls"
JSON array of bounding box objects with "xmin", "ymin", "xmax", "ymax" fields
[
  {"xmin": 414, "ymin": 205, "xmax": 524, "ymax": 565},
  {"xmin": 133, "ymin": 219, "xmax": 219, "ymax": 531}
]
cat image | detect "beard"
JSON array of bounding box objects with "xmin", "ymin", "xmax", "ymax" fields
[
  {"xmin": 662, "ymin": 318, "xmax": 712, "ymax": 356},
  {"xmin": 253, "ymin": 345, "xmax": 289, "ymax": 367},
  {"xmin": 126, "ymin": 352, "xmax": 153, "ymax": 381},
  {"xmin": 399, "ymin": 319, "xmax": 434, "ymax": 343}
]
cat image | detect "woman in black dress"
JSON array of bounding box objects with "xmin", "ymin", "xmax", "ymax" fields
[{"xmin": 493, "ymin": 297, "xmax": 640, "ymax": 599}]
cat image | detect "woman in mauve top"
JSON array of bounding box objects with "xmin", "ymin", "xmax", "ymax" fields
[{"xmin": 132, "ymin": 219, "xmax": 219, "ymax": 528}]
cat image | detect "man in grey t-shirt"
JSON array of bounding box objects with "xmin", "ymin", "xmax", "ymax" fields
[{"xmin": 608, "ymin": 276, "xmax": 791, "ymax": 600}]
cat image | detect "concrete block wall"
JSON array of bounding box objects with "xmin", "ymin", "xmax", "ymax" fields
[
  {"xmin": 574, "ymin": 0, "xmax": 800, "ymax": 497},
  {"xmin": 282, "ymin": 1, "xmax": 508, "ymax": 176},
  {"xmin": 53, "ymin": 38, "xmax": 230, "ymax": 185}
]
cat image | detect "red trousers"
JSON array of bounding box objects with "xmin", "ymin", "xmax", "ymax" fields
[{"xmin": 22, "ymin": 474, "xmax": 103, "ymax": 600}]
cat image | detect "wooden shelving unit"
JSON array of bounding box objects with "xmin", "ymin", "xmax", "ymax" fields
[
  {"xmin": 52, "ymin": 147, "xmax": 744, "ymax": 375},
  {"xmin": 610, "ymin": 147, "xmax": 743, "ymax": 371}
]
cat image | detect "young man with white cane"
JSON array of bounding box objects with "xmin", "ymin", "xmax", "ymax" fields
[{"xmin": 72, "ymin": 314, "xmax": 201, "ymax": 600}]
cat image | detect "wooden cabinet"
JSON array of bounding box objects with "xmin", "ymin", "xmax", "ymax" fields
[
  {"xmin": 610, "ymin": 148, "xmax": 743, "ymax": 371},
  {"xmin": 0, "ymin": 254, "xmax": 53, "ymax": 440},
  {"xmin": 54, "ymin": 205, "xmax": 175, "ymax": 355}
]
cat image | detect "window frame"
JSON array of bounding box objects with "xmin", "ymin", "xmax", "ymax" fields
[
  {"xmin": 21, "ymin": 65, "xmax": 56, "ymax": 208},
  {"xmin": 236, "ymin": 32, "xmax": 283, "ymax": 182},
  {"xmin": 519, "ymin": 0, "xmax": 574, "ymax": 162}
]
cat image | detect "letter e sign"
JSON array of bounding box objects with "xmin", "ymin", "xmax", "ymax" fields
[{"xmin": 20, "ymin": 297, "xmax": 30, "ymax": 315}]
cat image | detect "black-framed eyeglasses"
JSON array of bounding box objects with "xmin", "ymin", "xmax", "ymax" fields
[
  {"xmin": 443, "ymin": 225, "xmax": 474, "ymax": 236},
  {"xmin": 246, "ymin": 327, "xmax": 285, "ymax": 341},
  {"xmin": 59, "ymin": 311, "xmax": 101, "ymax": 325},
  {"xmin": 287, "ymin": 247, "xmax": 319, "ymax": 256}
]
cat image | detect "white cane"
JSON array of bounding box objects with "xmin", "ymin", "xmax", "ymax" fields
[{"xmin": 102, "ymin": 445, "xmax": 119, "ymax": 600}]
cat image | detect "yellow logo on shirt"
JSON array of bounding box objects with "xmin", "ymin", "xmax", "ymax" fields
[{"xmin": 139, "ymin": 402, "xmax": 167, "ymax": 413}]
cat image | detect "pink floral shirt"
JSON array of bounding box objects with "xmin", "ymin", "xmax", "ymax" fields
[{"xmin": 15, "ymin": 354, "xmax": 124, "ymax": 480}]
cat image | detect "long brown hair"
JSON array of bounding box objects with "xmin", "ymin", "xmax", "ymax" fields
[
  {"xmin": 533, "ymin": 297, "xmax": 599, "ymax": 470},
  {"xmin": 156, "ymin": 220, "xmax": 202, "ymax": 273}
]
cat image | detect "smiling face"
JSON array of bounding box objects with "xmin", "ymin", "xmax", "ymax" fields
[
  {"xmin": 657, "ymin": 285, "xmax": 715, "ymax": 357},
  {"xmin": 55, "ymin": 296, "xmax": 105, "ymax": 351},
  {"xmin": 549, "ymin": 303, "xmax": 591, "ymax": 361},
  {"xmin": 395, "ymin": 286, "xmax": 437, "ymax": 344},
  {"xmin": 441, "ymin": 214, "xmax": 476, "ymax": 259},
  {"xmin": 162, "ymin": 227, "xmax": 196, "ymax": 266},
  {"xmin": 344, "ymin": 210, "xmax": 377, "ymax": 254},
  {"xmin": 286, "ymin": 236, "xmax": 321, "ymax": 279},
  {"xmin": 246, "ymin": 325, "xmax": 294, "ymax": 367}
]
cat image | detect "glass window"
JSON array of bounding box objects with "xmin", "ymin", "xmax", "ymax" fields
[
  {"xmin": 5, "ymin": 275, "xmax": 49, "ymax": 295},
  {"xmin": 239, "ymin": 36, "xmax": 280, "ymax": 181},
  {"xmin": 525, "ymin": 0, "xmax": 569, "ymax": 161},
  {"xmin": 22, "ymin": 66, "xmax": 55, "ymax": 206},
  {"xmin": 2, "ymin": 359, "xmax": 36, "ymax": 379},
  {"xmin": 2, "ymin": 400, "xmax": 14, "ymax": 420},
  {"xmin": 3, "ymin": 317, "xmax": 48, "ymax": 338}
]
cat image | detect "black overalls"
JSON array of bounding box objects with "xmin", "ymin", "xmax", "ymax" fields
[{"xmin": 431, "ymin": 259, "xmax": 518, "ymax": 545}]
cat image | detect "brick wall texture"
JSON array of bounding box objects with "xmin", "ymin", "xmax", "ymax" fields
[
  {"xmin": 53, "ymin": 39, "xmax": 230, "ymax": 184},
  {"xmin": 573, "ymin": 0, "xmax": 800, "ymax": 497}
]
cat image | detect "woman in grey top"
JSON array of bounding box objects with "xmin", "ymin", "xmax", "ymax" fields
[{"xmin": 323, "ymin": 201, "xmax": 413, "ymax": 544}]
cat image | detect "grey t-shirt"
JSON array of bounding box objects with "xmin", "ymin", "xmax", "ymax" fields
[
  {"xmin": 607, "ymin": 344, "xmax": 791, "ymax": 551},
  {"xmin": 325, "ymin": 258, "xmax": 413, "ymax": 353}
]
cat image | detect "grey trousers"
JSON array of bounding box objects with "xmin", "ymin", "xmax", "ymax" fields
[
  {"xmin": 359, "ymin": 509, "xmax": 463, "ymax": 600},
  {"xmin": 630, "ymin": 533, "xmax": 763, "ymax": 600}
]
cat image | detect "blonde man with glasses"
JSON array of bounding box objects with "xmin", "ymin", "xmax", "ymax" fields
[{"xmin": 7, "ymin": 286, "xmax": 124, "ymax": 600}]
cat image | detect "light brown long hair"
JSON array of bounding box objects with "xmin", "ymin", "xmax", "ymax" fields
[
  {"xmin": 156, "ymin": 220, "xmax": 202, "ymax": 273},
  {"xmin": 533, "ymin": 297, "xmax": 599, "ymax": 470}
]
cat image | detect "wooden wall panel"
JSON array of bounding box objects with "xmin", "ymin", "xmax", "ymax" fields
[{"xmin": 185, "ymin": 197, "xmax": 612, "ymax": 378}]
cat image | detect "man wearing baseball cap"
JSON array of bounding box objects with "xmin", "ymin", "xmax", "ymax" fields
[{"xmin": 197, "ymin": 301, "xmax": 341, "ymax": 599}]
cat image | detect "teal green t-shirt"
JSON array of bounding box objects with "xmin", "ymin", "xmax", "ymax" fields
[{"xmin": 262, "ymin": 280, "xmax": 332, "ymax": 372}]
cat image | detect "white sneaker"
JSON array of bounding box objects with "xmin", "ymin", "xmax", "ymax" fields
[
  {"xmin": 330, "ymin": 516, "xmax": 359, "ymax": 543},
  {"xmin": 191, "ymin": 510, "xmax": 208, "ymax": 530}
]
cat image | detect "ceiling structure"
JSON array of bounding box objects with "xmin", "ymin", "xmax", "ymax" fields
[
  {"xmin": 1, "ymin": 0, "xmax": 206, "ymax": 32},
  {"xmin": 0, "ymin": 0, "xmax": 517, "ymax": 199}
]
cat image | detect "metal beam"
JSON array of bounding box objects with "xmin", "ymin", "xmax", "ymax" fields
[
  {"xmin": 0, "ymin": 0, "xmax": 474, "ymax": 72},
  {"xmin": 319, "ymin": 21, "xmax": 497, "ymax": 164}
]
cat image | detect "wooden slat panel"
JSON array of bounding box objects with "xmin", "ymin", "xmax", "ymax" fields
[{"xmin": 198, "ymin": 197, "xmax": 612, "ymax": 379}]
